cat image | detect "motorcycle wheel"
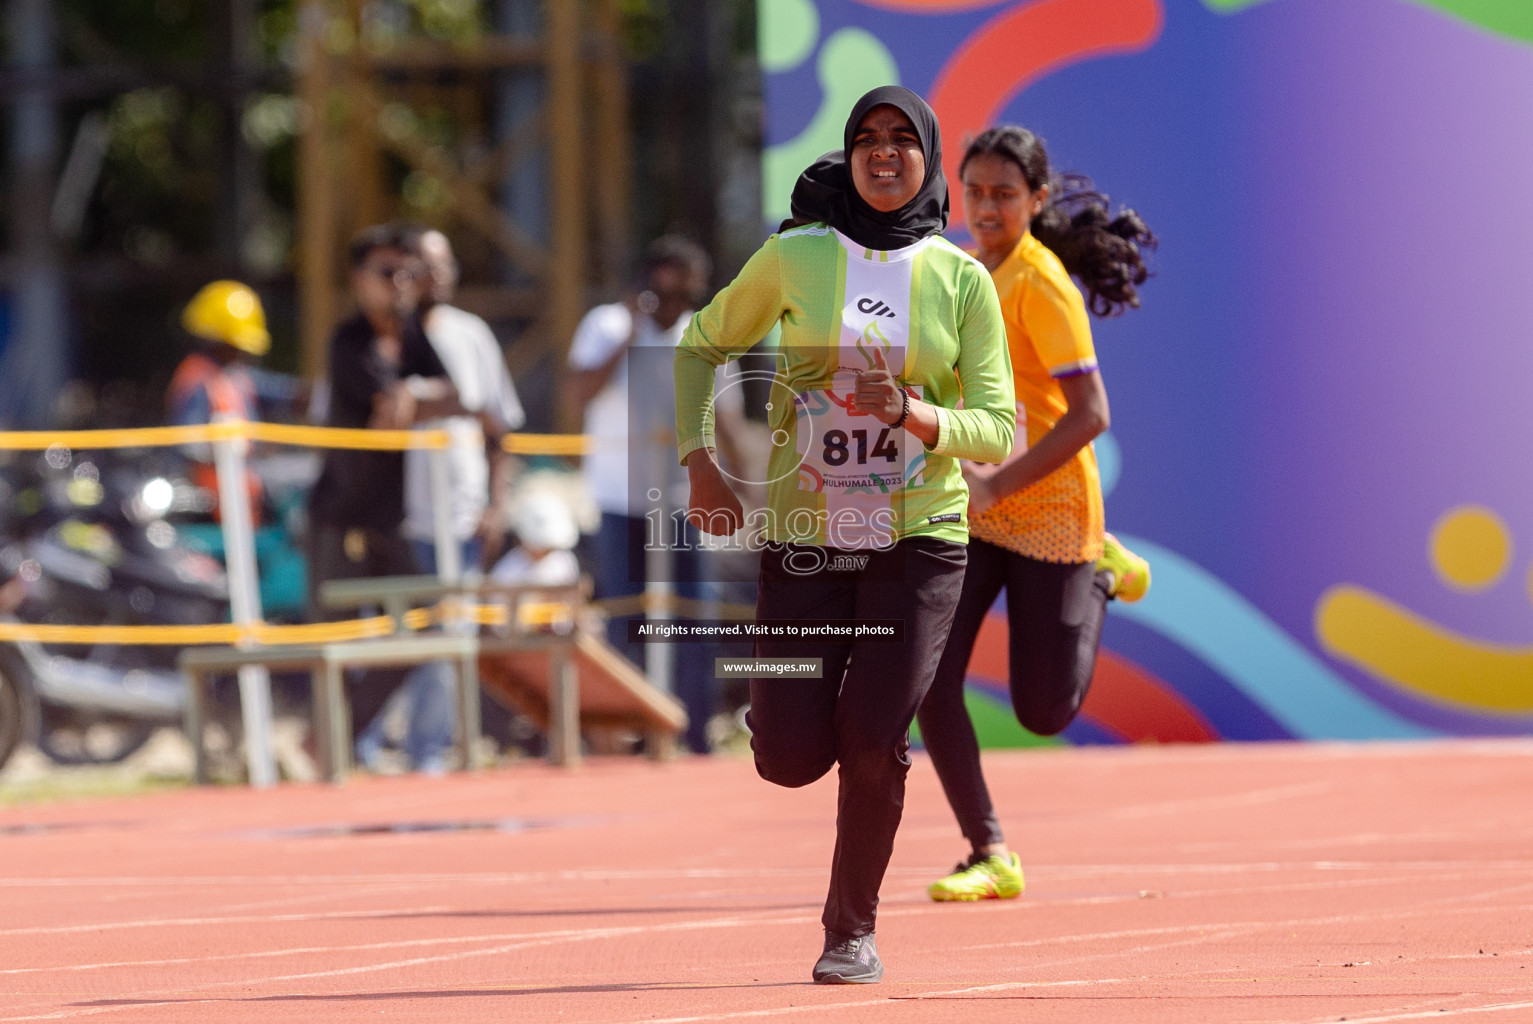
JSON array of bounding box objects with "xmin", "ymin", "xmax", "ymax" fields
[
  {"xmin": 35, "ymin": 704, "xmax": 156, "ymax": 766},
  {"xmin": 0, "ymin": 646, "xmax": 39, "ymax": 770}
]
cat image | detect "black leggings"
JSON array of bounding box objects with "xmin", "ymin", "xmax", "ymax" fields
[
  {"xmin": 915, "ymin": 538, "xmax": 1110, "ymax": 851},
  {"xmin": 748, "ymin": 538, "xmax": 967, "ymax": 937}
]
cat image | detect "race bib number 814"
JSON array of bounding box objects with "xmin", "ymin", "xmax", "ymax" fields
[{"xmin": 792, "ymin": 369, "xmax": 923, "ymax": 548}]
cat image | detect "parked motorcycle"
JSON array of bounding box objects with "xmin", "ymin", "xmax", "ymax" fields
[{"xmin": 0, "ymin": 445, "xmax": 229, "ymax": 767}]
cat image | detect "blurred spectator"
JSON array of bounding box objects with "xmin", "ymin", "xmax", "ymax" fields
[
  {"xmin": 306, "ymin": 223, "xmax": 461, "ymax": 774},
  {"xmin": 402, "ymin": 228, "xmax": 525, "ymax": 575},
  {"xmin": 490, "ymin": 489, "xmax": 581, "ymax": 588},
  {"xmin": 355, "ymin": 227, "xmax": 527, "ymax": 774},
  {"xmin": 566, "ymin": 236, "xmax": 744, "ymax": 753},
  {"xmin": 166, "ymin": 280, "xmax": 298, "ymax": 519}
]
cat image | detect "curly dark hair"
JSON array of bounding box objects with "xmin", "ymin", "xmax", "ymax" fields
[{"xmin": 960, "ymin": 126, "xmax": 1156, "ymax": 318}]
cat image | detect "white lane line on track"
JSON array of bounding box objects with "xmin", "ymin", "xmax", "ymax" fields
[
  {"xmin": 106, "ymin": 882, "xmax": 444, "ymax": 921},
  {"xmin": 898, "ymin": 883, "xmax": 1533, "ymax": 1015},
  {"xmin": 599, "ymin": 882, "xmax": 1533, "ymax": 1024},
  {"xmin": 899, "ymin": 782, "xmax": 1337, "ymax": 839},
  {"xmin": 31, "ymin": 882, "xmax": 448, "ymax": 928},
  {"xmin": 595, "ymin": 975, "xmax": 1162, "ymax": 1024},
  {"xmin": 1095, "ymin": 781, "xmax": 1335, "ymax": 821},
  {"xmin": 0, "ymin": 897, "xmax": 1158, "ymax": 1020},
  {"xmin": 1165, "ymin": 825, "xmax": 1533, "ymax": 856},
  {"xmin": 0, "ymin": 911, "xmax": 826, "ymax": 1021},
  {"xmin": 0, "ymin": 1003, "xmax": 215, "ymax": 1022},
  {"xmin": 0, "ymin": 868, "xmax": 829, "ymax": 889},
  {"xmin": 1242, "ymin": 1000, "xmax": 1533, "ymax": 1024},
  {"xmin": 604, "ymin": 997, "xmax": 943, "ymax": 1024},
  {"xmin": 976, "ymin": 910, "xmax": 1533, "ymax": 959},
  {"xmin": 0, "ymin": 881, "xmax": 1265, "ymax": 981},
  {"xmin": 0, "ymin": 900, "xmax": 1515, "ymax": 1024},
  {"xmin": 0, "ymin": 894, "xmax": 1036, "ymax": 981},
  {"xmin": 1088, "ymin": 870, "xmax": 1533, "ymax": 905},
  {"xmin": 1028, "ymin": 859, "xmax": 1533, "ymax": 879},
  {"xmin": 5, "ymin": 872, "xmax": 1530, "ymax": 1019},
  {"xmin": 0, "ymin": 905, "xmax": 455, "ymax": 938},
  {"xmin": 0, "ymin": 904, "xmax": 821, "ymax": 978},
  {"xmin": 6, "ymin": 872, "xmax": 1528, "ymax": 980},
  {"xmin": 9, "ymin": 857, "xmax": 1533, "ymax": 893},
  {"xmin": 596, "ymin": 913, "xmax": 1527, "ymax": 1024}
]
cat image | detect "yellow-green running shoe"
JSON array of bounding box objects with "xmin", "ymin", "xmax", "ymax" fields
[
  {"xmin": 927, "ymin": 851, "xmax": 1025, "ymax": 902},
  {"xmin": 1097, "ymin": 532, "xmax": 1151, "ymax": 603}
]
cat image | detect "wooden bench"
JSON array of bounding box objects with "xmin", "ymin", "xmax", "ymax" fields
[
  {"xmin": 180, "ymin": 633, "xmax": 481, "ymax": 784},
  {"xmin": 320, "ymin": 577, "xmax": 592, "ymax": 767},
  {"xmin": 477, "ymin": 629, "xmax": 687, "ymax": 765},
  {"xmin": 181, "ymin": 576, "xmax": 685, "ymax": 782},
  {"xmin": 472, "ymin": 580, "xmax": 686, "ymax": 764}
]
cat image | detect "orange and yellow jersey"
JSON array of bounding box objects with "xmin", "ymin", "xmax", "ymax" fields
[{"xmin": 968, "ymin": 233, "xmax": 1104, "ymax": 564}]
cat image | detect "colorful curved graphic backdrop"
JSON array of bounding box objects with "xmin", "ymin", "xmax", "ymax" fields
[{"xmin": 760, "ymin": 0, "xmax": 1533, "ymax": 743}]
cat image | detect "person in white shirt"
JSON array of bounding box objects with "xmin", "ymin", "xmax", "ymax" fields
[
  {"xmin": 567, "ymin": 236, "xmax": 744, "ymax": 753},
  {"xmin": 404, "ymin": 228, "xmax": 526, "ymax": 574}
]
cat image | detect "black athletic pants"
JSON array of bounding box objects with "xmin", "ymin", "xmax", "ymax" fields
[
  {"xmin": 915, "ymin": 538, "xmax": 1111, "ymax": 852},
  {"xmin": 748, "ymin": 537, "xmax": 967, "ymax": 938}
]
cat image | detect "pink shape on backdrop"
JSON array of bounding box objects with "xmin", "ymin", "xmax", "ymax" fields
[{"xmin": 927, "ymin": 0, "xmax": 1163, "ymax": 227}]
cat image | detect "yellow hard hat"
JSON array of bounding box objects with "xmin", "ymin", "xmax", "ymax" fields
[{"xmin": 182, "ymin": 280, "xmax": 270, "ymax": 356}]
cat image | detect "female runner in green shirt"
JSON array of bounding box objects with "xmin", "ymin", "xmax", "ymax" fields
[{"xmin": 675, "ymin": 86, "xmax": 1014, "ymax": 984}]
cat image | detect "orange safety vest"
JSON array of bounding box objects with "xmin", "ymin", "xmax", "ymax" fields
[{"xmin": 166, "ymin": 352, "xmax": 262, "ymax": 523}]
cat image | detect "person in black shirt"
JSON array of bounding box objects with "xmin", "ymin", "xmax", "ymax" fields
[
  {"xmin": 308, "ymin": 224, "xmax": 460, "ymax": 559},
  {"xmin": 306, "ymin": 223, "xmax": 462, "ymax": 764}
]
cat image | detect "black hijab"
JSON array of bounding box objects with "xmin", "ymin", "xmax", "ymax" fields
[{"xmin": 783, "ymin": 85, "xmax": 948, "ymax": 251}]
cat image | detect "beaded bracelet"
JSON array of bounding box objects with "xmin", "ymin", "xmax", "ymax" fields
[{"xmin": 892, "ymin": 388, "xmax": 911, "ymax": 429}]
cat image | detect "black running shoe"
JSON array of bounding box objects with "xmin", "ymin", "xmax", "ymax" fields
[{"xmin": 811, "ymin": 930, "xmax": 884, "ymax": 984}]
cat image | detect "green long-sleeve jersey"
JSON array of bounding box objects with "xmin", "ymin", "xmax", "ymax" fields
[{"xmin": 675, "ymin": 223, "xmax": 1014, "ymax": 548}]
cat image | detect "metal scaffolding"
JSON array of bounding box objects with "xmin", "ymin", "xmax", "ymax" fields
[{"xmin": 294, "ymin": 0, "xmax": 631, "ymax": 428}]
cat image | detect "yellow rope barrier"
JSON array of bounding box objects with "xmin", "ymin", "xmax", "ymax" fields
[
  {"xmin": 593, "ymin": 594, "xmax": 756, "ymax": 621},
  {"xmin": 502, "ymin": 432, "xmax": 590, "ymax": 456},
  {"xmin": 0, "ymin": 607, "xmax": 532, "ymax": 646},
  {"xmin": 475, "ymin": 604, "xmax": 510, "ymax": 626},
  {"xmin": 249, "ymin": 617, "xmax": 398, "ymax": 645},
  {"xmin": 245, "ymin": 421, "xmax": 451, "ymax": 451},
  {"xmin": 0, "ymin": 593, "xmax": 750, "ymax": 645},
  {"xmin": 0, "ymin": 615, "xmax": 405, "ymax": 646},
  {"xmin": 0, "ymin": 421, "xmax": 592, "ymax": 456},
  {"xmin": 0, "ymin": 622, "xmax": 243, "ymax": 645},
  {"xmin": 0, "ymin": 424, "xmax": 229, "ymax": 450},
  {"xmin": 0, "ymin": 422, "xmax": 597, "ymax": 646}
]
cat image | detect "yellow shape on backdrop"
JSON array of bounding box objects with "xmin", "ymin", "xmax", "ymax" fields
[
  {"xmin": 1316, "ymin": 584, "xmax": 1533, "ymax": 713},
  {"xmin": 1430, "ymin": 505, "xmax": 1510, "ymax": 590}
]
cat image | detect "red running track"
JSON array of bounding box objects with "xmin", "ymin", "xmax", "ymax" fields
[{"xmin": 2, "ymin": 741, "xmax": 1532, "ymax": 1023}]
